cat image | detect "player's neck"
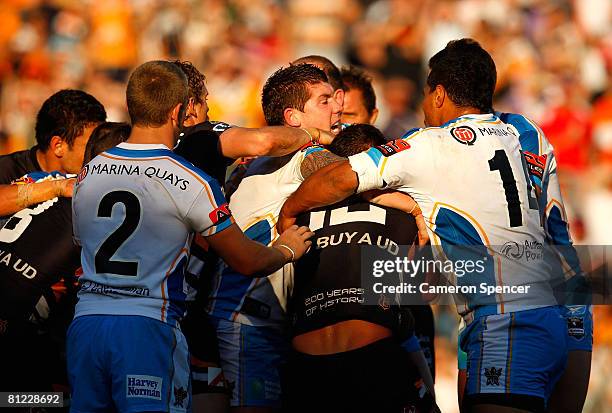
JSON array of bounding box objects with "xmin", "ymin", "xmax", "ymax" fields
[
  {"xmin": 128, "ymin": 124, "xmax": 176, "ymax": 149},
  {"xmin": 36, "ymin": 148, "xmax": 63, "ymax": 174},
  {"xmin": 441, "ymin": 106, "xmax": 483, "ymax": 125}
]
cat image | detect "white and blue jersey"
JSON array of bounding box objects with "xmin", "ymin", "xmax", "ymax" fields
[
  {"xmin": 349, "ymin": 113, "xmax": 556, "ymax": 321},
  {"xmin": 207, "ymin": 145, "xmax": 325, "ymax": 328},
  {"xmin": 72, "ymin": 142, "xmax": 233, "ymax": 326},
  {"xmin": 498, "ymin": 112, "xmax": 592, "ymax": 351}
]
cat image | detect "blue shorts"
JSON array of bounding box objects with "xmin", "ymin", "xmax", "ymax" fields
[
  {"xmin": 210, "ymin": 316, "xmax": 288, "ymax": 408},
  {"xmin": 67, "ymin": 315, "xmax": 191, "ymax": 413},
  {"xmin": 460, "ymin": 306, "xmax": 567, "ymax": 407},
  {"xmin": 563, "ymin": 305, "xmax": 593, "ymax": 352}
]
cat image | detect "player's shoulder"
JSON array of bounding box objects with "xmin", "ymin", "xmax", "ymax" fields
[
  {"xmin": 497, "ymin": 112, "xmax": 551, "ymax": 155},
  {"xmin": 183, "ymin": 120, "xmax": 233, "ymax": 138},
  {"xmin": 0, "ymin": 148, "xmax": 36, "ymax": 183}
]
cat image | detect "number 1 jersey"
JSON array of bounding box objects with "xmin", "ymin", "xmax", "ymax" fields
[{"xmin": 72, "ymin": 143, "xmax": 233, "ymax": 325}]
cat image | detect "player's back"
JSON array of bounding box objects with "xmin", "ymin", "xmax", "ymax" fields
[
  {"xmin": 353, "ymin": 113, "xmax": 555, "ymax": 317},
  {"xmin": 73, "ymin": 143, "xmax": 229, "ymax": 325}
]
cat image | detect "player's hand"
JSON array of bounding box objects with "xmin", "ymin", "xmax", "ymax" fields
[
  {"xmin": 56, "ymin": 178, "xmax": 76, "ymax": 198},
  {"xmin": 317, "ymin": 129, "xmax": 335, "ymax": 146},
  {"xmin": 273, "ymin": 225, "xmax": 314, "ymax": 262},
  {"xmin": 414, "ymin": 211, "xmax": 430, "ymax": 247}
]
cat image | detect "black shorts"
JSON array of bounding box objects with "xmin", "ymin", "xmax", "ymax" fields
[{"xmin": 282, "ymin": 337, "xmax": 433, "ymax": 413}]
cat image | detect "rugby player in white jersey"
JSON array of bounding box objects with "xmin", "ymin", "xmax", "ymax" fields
[
  {"xmin": 67, "ymin": 61, "xmax": 314, "ymax": 413},
  {"xmin": 279, "ymin": 39, "xmax": 578, "ymax": 413},
  {"xmin": 169, "ymin": 60, "xmax": 335, "ymax": 413}
]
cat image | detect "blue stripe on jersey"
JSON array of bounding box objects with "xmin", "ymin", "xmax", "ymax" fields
[
  {"xmin": 166, "ymin": 256, "xmax": 187, "ymax": 322},
  {"xmin": 365, "ymin": 146, "xmax": 383, "ymax": 166},
  {"xmin": 498, "ymin": 112, "xmax": 540, "ymax": 155},
  {"xmin": 209, "ymin": 219, "xmax": 273, "ymax": 318},
  {"xmin": 401, "ymin": 128, "xmax": 421, "ymax": 139},
  {"xmin": 303, "ymin": 145, "xmax": 326, "ymax": 157},
  {"xmin": 547, "ymin": 206, "xmax": 581, "ymax": 275},
  {"xmin": 435, "ymin": 208, "xmax": 496, "ymax": 308}
]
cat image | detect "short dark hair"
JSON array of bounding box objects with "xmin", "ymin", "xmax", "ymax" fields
[
  {"xmin": 262, "ymin": 64, "xmax": 328, "ymax": 126},
  {"xmin": 341, "ymin": 65, "xmax": 376, "ymax": 115},
  {"xmin": 35, "ymin": 89, "xmax": 106, "ymax": 151},
  {"xmin": 427, "ymin": 38, "xmax": 496, "ymax": 113},
  {"xmin": 328, "ymin": 124, "xmax": 386, "ymax": 157},
  {"xmin": 126, "ymin": 60, "xmax": 189, "ymax": 127},
  {"xmin": 171, "ymin": 60, "xmax": 206, "ymax": 104},
  {"xmin": 292, "ymin": 55, "xmax": 344, "ymax": 91},
  {"xmin": 83, "ymin": 122, "xmax": 131, "ymax": 164}
]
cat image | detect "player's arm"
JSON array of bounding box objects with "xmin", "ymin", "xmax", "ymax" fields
[
  {"xmin": 219, "ymin": 126, "xmax": 334, "ymax": 159},
  {"xmin": 0, "ymin": 179, "xmax": 75, "ymax": 216},
  {"xmin": 363, "ymin": 189, "xmax": 429, "ymax": 246},
  {"xmin": 205, "ymin": 223, "xmax": 313, "ymax": 276},
  {"xmin": 279, "ymin": 137, "xmax": 423, "ymax": 232},
  {"xmin": 299, "ymin": 147, "xmax": 346, "ymax": 179}
]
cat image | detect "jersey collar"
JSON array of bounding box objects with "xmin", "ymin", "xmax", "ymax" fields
[
  {"xmin": 440, "ymin": 113, "xmax": 497, "ymax": 128},
  {"xmin": 116, "ymin": 142, "xmax": 171, "ymax": 151}
]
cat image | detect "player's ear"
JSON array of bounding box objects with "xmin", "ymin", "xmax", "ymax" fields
[
  {"xmin": 369, "ymin": 108, "xmax": 379, "ymax": 125},
  {"xmin": 334, "ymin": 89, "xmax": 345, "ymax": 109},
  {"xmin": 434, "ymin": 85, "xmax": 446, "ymax": 108},
  {"xmin": 50, "ymin": 135, "xmax": 65, "ymax": 158},
  {"xmin": 171, "ymin": 102, "xmax": 183, "ymax": 126},
  {"xmin": 284, "ymin": 108, "xmax": 301, "ymax": 127}
]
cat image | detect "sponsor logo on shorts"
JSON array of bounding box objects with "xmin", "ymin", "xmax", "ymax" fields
[
  {"xmin": 173, "ymin": 386, "xmax": 188, "ymax": 407},
  {"xmin": 126, "ymin": 375, "xmax": 162, "ymax": 400},
  {"xmin": 567, "ymin": 316, "xmax": 585, "ymax": 340},
  {"xmin": 450, "ymin": 126, "xmax": 477, "ymax": 145},
  {"xmin": 484, "ymin": 367, "xmax": 502, "ymax": 386}
]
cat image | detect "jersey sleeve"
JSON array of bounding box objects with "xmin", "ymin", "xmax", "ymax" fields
[
  {"xmin": 185, "ymin": 178, "xmax": 234, "ymax": 237},
  {"xmin": 175, "ymin": 121, "xmax": 234, "ymax": 184},
  {"xmin": 348, "ymin": 130, "xmax": 434, "ymax": 193}
]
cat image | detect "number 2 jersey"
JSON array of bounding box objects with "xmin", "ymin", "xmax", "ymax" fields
[
  {"xmin": 72, "ymin": 143, "xmax": 233, "ymax": 326},
  {"xmin": 349, "ymin": 113, "xmax": 556, "ymax": 322}
]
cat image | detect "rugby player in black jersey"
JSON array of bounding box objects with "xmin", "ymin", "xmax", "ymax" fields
[
  {"xmin": 284, "ymin": 124, "xmax": 437, "ymax": 413},
  {"xmin": 0, "ymin": 121, "xmax": 128, "ymax": 396},
  {"xmin": 0, "ymin": 90, "xmax": 106, "ymax": 217}
]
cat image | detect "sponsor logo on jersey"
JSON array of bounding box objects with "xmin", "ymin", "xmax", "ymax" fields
[
  {"xmin": 209, "ymin": 203, "xmax": 231, "ymax": 225},
  {"xmin": 523, "ymin": 151, "xmax": 547, "ymax": 180},
  {"xmin": 375, "ymin": 139, "xmax": 411, "ymax": 157},
  {"xmin": 126, "ymin": 375, "xmax": 162, "ymax": 400},
  {"xmin": 450, "ymin": 126, "xmax": 477, "ymax": 145},
  {"xmin": 500, "ymin": 240, "xmax": 543, "ymax": 261},
  {"xmin": 77, "ymin": 165, "xmax": 88, "ymax": 184},
  {"xmin": 210, "ymin": 121, "xmax": 232, "ymax": 133}
]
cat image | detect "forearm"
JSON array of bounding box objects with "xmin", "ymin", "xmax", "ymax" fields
[
  {"xmin": 219, "ymin": 126, "xmax": 313, "ymax": 158},
  {"xmin": 282, "ymin": 161, "xmax": 358, "ymax": 219},
  {"xmin": 408, "ymin": 349, "xmax": 436, "ymax": 398},
  {"xmin": 0, "ymin": 181, "xmax": 66, "ymax": 216}
]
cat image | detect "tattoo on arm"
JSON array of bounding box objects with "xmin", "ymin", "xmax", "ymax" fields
[{"xmin": 300, "ymin": 151, "xmax": 346, "ymax": 179}]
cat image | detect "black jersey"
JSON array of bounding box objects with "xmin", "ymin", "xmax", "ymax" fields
[
  {"xmin": 291, "ymin": 199, "xmax": 419, "ymax": 337},
  {"xmin": 174, "ymin": 121, "xmax": 234, "ymax": 185},
  {"xmin": 0, "ymin": 146, "xmax": 42, "ymax": 185},
  {"xmin": 0, "ymin": 173, "xmax": 80, "ymax": 322}
]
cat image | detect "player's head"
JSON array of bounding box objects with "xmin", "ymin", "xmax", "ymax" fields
[
  {"xmin": 171, "ymin": 60, "xmax": 209, "ymax": 126},
  {"xmin": 35, "ymin": 89, "xmax": 106, "ymax": 174},
  {"xmin": 262, "ymin": 64, "xmax": 342, "ymax": 132},
  {"xmin": 340, "ymin": 66, "xmax": 378, "ymax": 125},
  {"xmin": 328, "ymin": 124, "xmax": 386, "ymax": 157},
  {"xmin": 423, "ymin": 38, "xmax": 496, "ymax": 127},
  {"xmin": 292, "ymin": 55, "xmax": 345, "ymax": 110},
  {"xmin": 126, "ymin": 60, "xmax": 189, "ymax": 141},
  {"xmin": 83, "ymin": 122, "xmax": 131, "ymax": 165}
]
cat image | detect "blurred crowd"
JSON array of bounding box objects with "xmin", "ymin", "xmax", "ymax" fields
[{"xmin": 1, "ymin": 0, "xmax": 611, "ymax": 411}]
